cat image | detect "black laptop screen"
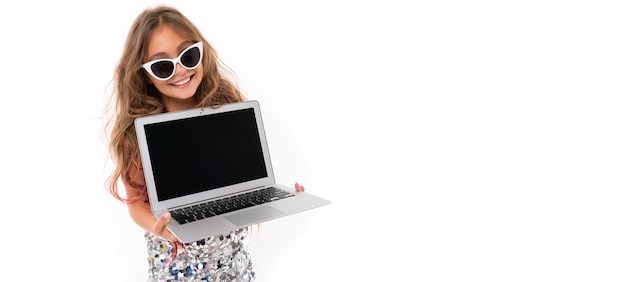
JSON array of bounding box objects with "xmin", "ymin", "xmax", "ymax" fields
[{"xmin": 143, "ymin": 108, "xmax": 268, "ymax": 201}]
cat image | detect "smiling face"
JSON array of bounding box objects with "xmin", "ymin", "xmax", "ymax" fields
[{"xmin": 144, "ymin": 24, "xmax": 204, "ymax": 112}]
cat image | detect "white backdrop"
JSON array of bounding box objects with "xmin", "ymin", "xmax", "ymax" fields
[{"xmin": 1, "ymin": 0, "xmax": 625, "ymax": 281}]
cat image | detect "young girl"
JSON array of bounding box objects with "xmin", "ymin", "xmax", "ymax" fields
[{"xmin": 106, "ymin": 5, "xmax": 304, "ymax": 281}]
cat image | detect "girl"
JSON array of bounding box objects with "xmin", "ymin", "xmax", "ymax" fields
[{"xmin": 106, "ymin": 5, "xmax": 304, "ymax": 281}]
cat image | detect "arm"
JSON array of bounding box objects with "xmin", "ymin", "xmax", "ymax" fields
[{"xmin": 123, "ymin": 165, "xmax": 179, "ymax": 242}]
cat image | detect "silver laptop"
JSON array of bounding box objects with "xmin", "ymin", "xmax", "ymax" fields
[{"xmin": 135, "ymin": 100, "xmax": 330, "ymax": 243}]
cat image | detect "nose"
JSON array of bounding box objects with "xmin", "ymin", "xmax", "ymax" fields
[{"xmin": 173, "ymin": 62, "xmax": 186, "ymax": 77}]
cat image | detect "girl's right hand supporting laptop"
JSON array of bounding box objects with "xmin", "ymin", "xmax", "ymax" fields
[
  {"xmin": 124, "ymin": 175, "xmax": 180, "ymax": 242},
  {"xmin": 152, "ymin": 212, "xmax": 179, "ymax": 242}
]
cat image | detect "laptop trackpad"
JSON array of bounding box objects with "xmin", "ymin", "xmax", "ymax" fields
[{"xmin": 225, "ymin": 206, "xmax": 284, "ymax": 226}]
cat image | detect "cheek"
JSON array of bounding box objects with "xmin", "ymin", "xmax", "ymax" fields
[
  {"xmin": 146, "ymin": 74, "xmax": 161, "ymax": 86},
  {"xmin": 195, "ymin": 64, "xmax": 204, "ymax": 79},
  {"xmin": 152, "ymin": 81, "xmax": 171, "ymax": 94},
  {"xmin": 146, "ymin": 73, "xmax": 167, "ymax": 88}
]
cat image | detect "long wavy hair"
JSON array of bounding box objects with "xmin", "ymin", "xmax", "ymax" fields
[{"xmin": 105, "ymin": 5, "xmax": 245, "ymax": 203}]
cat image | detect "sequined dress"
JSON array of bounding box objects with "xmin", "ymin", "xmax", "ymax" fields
[{"xmin": 145, "ymin": 228, "xmax": 255, "ymax": 281}]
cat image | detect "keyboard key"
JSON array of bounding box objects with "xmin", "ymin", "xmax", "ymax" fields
[{"xmin": 170, "ymin": 187, "xmax": 293, "ymax": 224}]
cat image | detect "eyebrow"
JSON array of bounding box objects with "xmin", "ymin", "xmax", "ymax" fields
[{"xmin": 146, "ymin": 41, "xmax": 195, "ymax": 61}]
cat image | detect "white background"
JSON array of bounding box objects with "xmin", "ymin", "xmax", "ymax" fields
[{"xmin": 1, "ymin": 0, "xmax": 625, "ymax": 281}]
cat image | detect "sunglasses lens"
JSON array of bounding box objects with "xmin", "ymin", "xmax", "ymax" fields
[
  {"xmin": 180, "ymin": 47, "xmax": 201, "ymax": 68},
  {"xmin": 150, "ymin": 62, "xmax": 175, "ymax": 79}
]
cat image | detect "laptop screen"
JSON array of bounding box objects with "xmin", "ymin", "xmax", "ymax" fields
[{"xmin": 143, "ymin": 108, "xmax": 268, "ymax": 201}]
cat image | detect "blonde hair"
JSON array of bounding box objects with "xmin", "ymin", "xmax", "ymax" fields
[{"xmin": 106, "ymin": 5, "xmax": 245, "ymax": 203}]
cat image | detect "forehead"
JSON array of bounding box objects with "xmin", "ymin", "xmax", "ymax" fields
[{"xmin": 145, "ymin": 25, "xmax": 191, "ymax": 59}]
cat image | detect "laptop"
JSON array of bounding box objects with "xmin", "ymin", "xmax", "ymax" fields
[{"xmin": 134, "ymin": 100, "xmax": 330, "ymax": 243}]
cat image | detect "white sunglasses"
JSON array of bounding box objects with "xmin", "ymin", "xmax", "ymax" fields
[{"xmin": 142, "ymin": 42, "xmax": 203, "ymax": 81}]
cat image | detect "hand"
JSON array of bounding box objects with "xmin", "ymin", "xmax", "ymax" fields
[
  {"xmin": 295, "ymin": 182, "xmax": 305, "ymax": 192},
  {"xmin": 152, "ymin": 212, "xmax": 179, "ymax": 242}
]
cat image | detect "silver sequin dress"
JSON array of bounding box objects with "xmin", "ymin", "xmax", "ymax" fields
[{"xmin": 145, "ymin": 228, "xmax": 255, "ymax": 281}]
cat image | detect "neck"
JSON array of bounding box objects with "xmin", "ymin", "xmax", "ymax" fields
[{"xmin": 162, "ymin": 96, "xmax": 196, "ymax": 112}]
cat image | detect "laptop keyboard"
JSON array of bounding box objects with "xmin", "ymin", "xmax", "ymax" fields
[{"xmin": 169, "ymin": 187, "xmax": 294, "ymax": 225}]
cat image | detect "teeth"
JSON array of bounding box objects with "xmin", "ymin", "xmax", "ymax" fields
[{"xmin": 171, "ymin": 76, "xmax": 190, "ymax": 86}]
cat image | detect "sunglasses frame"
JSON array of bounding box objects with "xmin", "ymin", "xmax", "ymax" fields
[{"xmin": 142, "ymin": 41, "xmax": 204, "ymax": 81}]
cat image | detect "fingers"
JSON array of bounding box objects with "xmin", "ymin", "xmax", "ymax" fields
[
  {"xmin": 153, "ymin": 212, "xmax": 179, "ymax": 242},
  {"xmin": 161, "ymin": 230, "xmax": 179, "ymax": 242},
  {"xmin": 153, "ymin": 212, "xmax": 171, "ymax": 235},
  {"xmin": 295, "ymin": 182, "xmax": 305, "ymax": 192}
]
